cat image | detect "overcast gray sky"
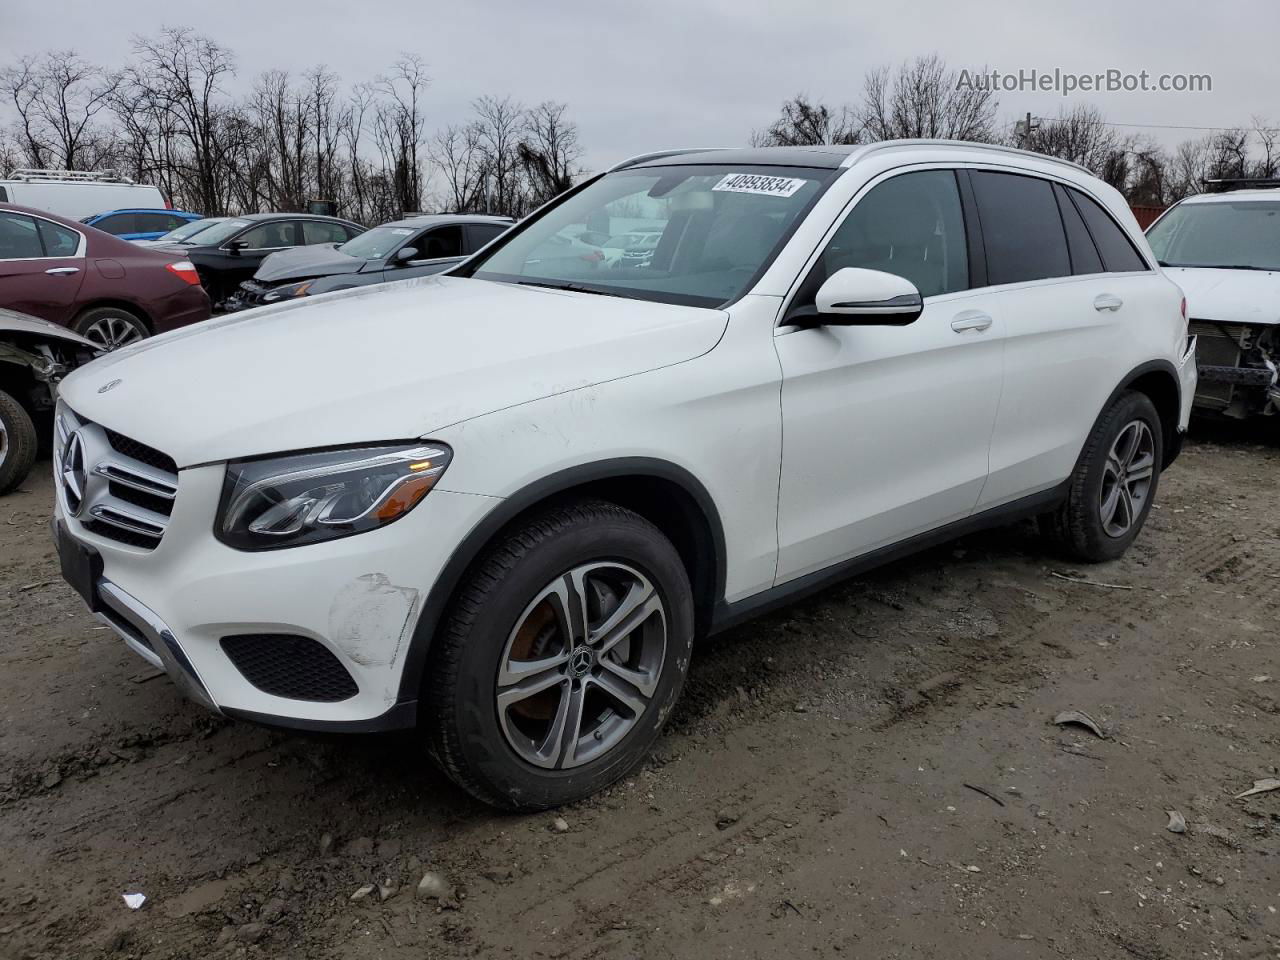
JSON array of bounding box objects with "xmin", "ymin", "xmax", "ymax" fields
[{"xmin": 3, "ymin": 0, "xmax": 1278, "ymax": 170}]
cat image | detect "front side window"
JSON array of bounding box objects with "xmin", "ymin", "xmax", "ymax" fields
[
  {"xmin": 0, "ymin": 212, "xmax": 44, "ymax": 259},
  {"xmin": 339, "ymin": 226, "xmax": 413, "ymax": 261},
  {"xmin": 417, "ymin": 225, "xmax": 463, "ymax": 259},
  {"xmin": 793, "ymin": 170, "xmax": 969, "ymax": 311},
  {"xmin": 36, "ymin": 218, "xmax": 80, "ymax": 257},
  {"xmin": 238, "ymin": 221, "xmax": 298, "ymax": 250},
  {"xmin": 466, "ymin": 164, "xmax": 835, "ymax": 307},
  {"xmin": 94, "ymin": 213, "xmax": 137, "ymax": 236},
  {"xmin": 134, "ymin": 212, "xmax": 177, "ymax": 234},
  {"xmin": 1146, "ymin": 200, "xmax": 1280, "ymax": 271},
  {"xmin": 193, "ymin": 218, "xmax": 252, "ymax": 247},
  {"xmin": 467, "ymin": 223, "xmax": 508, "ymax": 251},
  {"xmin": 970, "ymin": 171, "xmax": 1071, "ymax": 285}
]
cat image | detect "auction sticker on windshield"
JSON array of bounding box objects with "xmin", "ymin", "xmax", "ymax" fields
[{"xmin": 712, "ymin": 173, "xmax": 808, "ymax": 198}]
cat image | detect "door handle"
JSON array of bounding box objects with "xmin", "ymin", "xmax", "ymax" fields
[
  {"xmin": 45, "ymin": 267, "xmax": 80, "ymax": 276},
  {"xmin": 951, "ymin": 311, "xmax": 993, "ymax": 333},
  {"xmin": 1093, "ymin": 293, "xmax": 1123, "ymax": 312}
]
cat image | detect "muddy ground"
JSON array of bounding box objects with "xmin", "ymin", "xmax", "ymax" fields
[{"xmin": 2, "ymin": 422, "xmax": 1279, "ymax": 960}]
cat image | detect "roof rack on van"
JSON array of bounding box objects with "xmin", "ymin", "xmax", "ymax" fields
[
  {"xmin": 6, "ymin": 168, "xmax": 137, "ymax": 184},
  {"xmin": 1202, "ymin": 177, "xmax": 1280, "ymax": 192}
]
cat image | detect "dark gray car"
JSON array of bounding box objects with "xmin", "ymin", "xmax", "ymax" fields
[{"xmin": 225, "ymin": 214, "xmax": 513, "ymax": 310}]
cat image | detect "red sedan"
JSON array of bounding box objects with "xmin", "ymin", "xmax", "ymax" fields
[{"xmin": 0, "ymin": 202, "xmax": 210, "ymax": 350}]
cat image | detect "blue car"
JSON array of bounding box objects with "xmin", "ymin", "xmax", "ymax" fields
[{"xmin": 80, "ymin": 208, "xmax": 203, "ymax": 242}]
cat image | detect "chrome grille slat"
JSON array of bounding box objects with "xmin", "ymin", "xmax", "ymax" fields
[
  {"xmin": 54, "ymin": 402, "xmax": 178, "ymax": 551},
  {"xmin": 92, "ymin": 460, "xmax": 179, "ymax": 499}
]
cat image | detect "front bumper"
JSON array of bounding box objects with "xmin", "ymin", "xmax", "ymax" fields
[{"xmin": 52, "ymin": 429, "xmax": 499, "ymax": 730}]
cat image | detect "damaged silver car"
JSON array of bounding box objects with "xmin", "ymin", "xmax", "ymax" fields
[
  {"xmin": 0, "ymin": 308, "xmax": 100, "ymax": 494},
  {"xmin": 1148, "ymin": 182, "xmax": 1280, "ymax": 419}
]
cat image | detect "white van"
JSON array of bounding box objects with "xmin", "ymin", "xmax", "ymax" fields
[{"xmin": 0, "ymin": 169, "xmax": 168, "ymax": 221}]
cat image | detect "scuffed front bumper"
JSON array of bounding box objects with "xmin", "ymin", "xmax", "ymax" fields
[{"xmin": 51, "ymin": 422, "xmax": 500, "ymax": 731}]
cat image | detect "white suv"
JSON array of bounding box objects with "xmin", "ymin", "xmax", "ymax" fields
[
  {"xmin": 52, "ymin": 141, "xmax": 1197, "ymax": 809},
  {"xmin": 1145, "ymin": 183, "xmax": 1280, "ymax": 418}
]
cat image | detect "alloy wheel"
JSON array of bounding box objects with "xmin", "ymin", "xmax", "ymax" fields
[
  {"xmin": 84, "ymin": 315, "xmax": 144, "ymax": 351},
  {"xmin": 1099, "ymin": 419, "xmax": 1155, "ymax": 538},
  {"xmin": 496, "ymin": 562, "xmax": 667, "ymax": 770},
  {"xmin": 0, "ymin": 416, "xmax": 8, "ymax": 467}
]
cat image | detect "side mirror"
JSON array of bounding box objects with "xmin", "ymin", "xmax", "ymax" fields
[
  {"xmin": 393, "ymin": 246, "xmax": 418, "ymax": 264},
  {"xmin": 226, "ymin": 239, "xmax": 248, "ymax": 255},
  {"xmin": 812, "ymin": 268, "xmax": 923, "ymax": 326}
]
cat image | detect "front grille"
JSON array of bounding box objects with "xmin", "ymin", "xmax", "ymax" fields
[
  {"xmin": 55, "ymin": 407, "xmax": 179, "ymax": 551},
  {"xmin": 221, "ymin": 634, "xmax": 358, "ymax": 702}
]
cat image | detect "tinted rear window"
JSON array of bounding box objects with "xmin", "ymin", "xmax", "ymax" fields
[
  {"xmin": 1053, "ymin": 184, "xmax": 1104, "ymax": 275},
  {"xmin": 1068, "ymin": 188, "xmax": 1148, "ymax": 272},
  {"xmin": 970, "ymin": 171, "xmax": 1070, "ymax": 285}
]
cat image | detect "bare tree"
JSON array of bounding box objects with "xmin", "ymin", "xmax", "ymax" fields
[
  {"xmin": 0, "ymin": 52, "xmax": 118, "ymax": 170},
  {"xmin": 860, "ymin": 55, "xmax": 998, "ymax": 143},
  {"xmin": 752, "ymin": 95, "xmax": 859, "ymax": 147},
  {"xmin": 471, "ymin": 94, "xmax": 525, "ymax": 215},
  {"xmin": 519, "ymin": 100, "xmax": 582, "ymax": 207},
  {"xmin": 373, "ymin": 54, "xmax": 429, "ymax": 213},
  {"xmin": 429, "ymin": 123, "xmax": 486, "ymax": 213}
]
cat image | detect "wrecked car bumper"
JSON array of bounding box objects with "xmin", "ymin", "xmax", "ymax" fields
[{"xmin": 53, "ymin": 456, "xmax": 498, "ymax": 730}]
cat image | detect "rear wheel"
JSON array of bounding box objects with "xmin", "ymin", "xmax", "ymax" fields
[
  {"xmin": 426, "ymin": 500, "xmax": 694, "ymax": 810},
  {"xmin": 73, "ymin": 307, "xmax": 148, "ymax": 351},
  {"xmin": 1040, "ymin": 390, "xmax": 1163, "ymax": 562},
  {"xmin": 0, "ymin": 389, "xmax": 38, "ymax": 495}
]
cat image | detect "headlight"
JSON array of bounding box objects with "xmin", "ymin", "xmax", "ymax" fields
[
  {"xmin": 262, "ymin": 281, "xmax": 314, "ymax": 303},
  {"xmin": 216, "ymin": 443, "xmax": 451, "ymax": 550}
]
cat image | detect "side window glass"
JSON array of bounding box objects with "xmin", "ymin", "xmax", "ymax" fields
[
  {"xmin": 36, "ymin": 219, "xmax": 80, "ymax": 257},
  {"xmin": 135, "ymin": 212, "xmax": 173, "ymax": 234},
  {"xmin": 96, "ymin": 214, "xmax": 136, "ymax": 236},
  {"xmin": 970, "ymin": 171, "xmax": 1070, "ymax": 285},
  {"xmin": 418, "ymin": 226, "xmax": 464, "ymax": 259},
  {"xmin": 238, "ymin": 221, "xmax": 297, "ymax": 249},
  {"xmin": 795, "ymin": 170, "xmax": 969, "ymax": 309},
  {"xmin": 302, "ymin": 220, "xmax": 350, "ymax": 245},
  {"xmin": 467, "ymin": 223, "xmax": 508, "ymax": 252},
  {"xmin": 1068, "ymin": 189, "xmax": 1148, "ymax": 272},
  {"xmin": 0, "ymin": 212, "xmax": 44, "ymax": 258},
  {"xmin": 1053, "ymin": 184, "xmax": 1104, "ymax": 276}
]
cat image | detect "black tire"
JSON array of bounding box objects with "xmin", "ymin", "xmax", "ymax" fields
[
  {"xmin": 72, "ymin": 306, "xmax": 149, "ymax": 351},
  {"xmin": 426, "ymin": 499, "xmax": 694, "ymax": 811},
  {"xmin": 1040, "ymin": 390, "xmax": 1163, "ymax": 562},
  {"xmin": 0, "ymin": 389, "xmax": 38, "ymax": 496}
]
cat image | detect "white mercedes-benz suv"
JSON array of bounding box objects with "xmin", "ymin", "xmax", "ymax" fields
[
  {"xmin": 1146, "ymin": 181, "xmax": 1280, "ymax": 419},
  {"xmin": 52, "ymin": 141, "xmax": 1197, "ymax": 809}
]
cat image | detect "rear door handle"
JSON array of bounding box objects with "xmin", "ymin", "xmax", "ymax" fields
[
  {"xmin": 45, "ymin": 267, "xmax": 80, "ymax": 276},
  {"xmin": 1094, "ymin": 293, "xmax": 1123, "ymax": 312},
  {"xmin": 951, "ymin": 311, "xmax": 993, "ymax": 333}
]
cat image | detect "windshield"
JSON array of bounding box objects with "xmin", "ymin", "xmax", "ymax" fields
[
  {"xmin": 466, "ymin": 164, "xmax": 834, "ymax": 307},
  {"xmin": 158, "ymin": 217, "xmax": 225, "ymax": 243},
  {"xmin": 184, "ymin": 218, "xmax": 251, "ymax": 246},
  {"xmin": 339, "ymin": 225, "xmax": 416, "ymax": 260},
  {"xmin": 1147, "ymin": 200, "xmax": 1280, "ymax": 271}
]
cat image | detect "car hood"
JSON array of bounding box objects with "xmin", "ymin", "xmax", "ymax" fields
[
  {"xmin": 0, "ymin": 308, "xmax": 97, "ymax": 348},
  {"xmin": 253, "ymin": 244, "xmax": 366, "ymax": 284},
  {"xmin": 1165, "ymin": 266, "xmax": 1280, "ymax": 327},
  {"xmin": 58, "ymin": 276, "xmax": 728, "ymax": 468}
]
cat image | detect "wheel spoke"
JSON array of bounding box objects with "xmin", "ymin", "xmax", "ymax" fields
[
  {"xmin": 1100, "ymin": 480, "xmax": 1122, "ymax": 530},
  {"xmin": 546, "ymin": 571, "xmax": 590, "ymax": 647},
  {"xmin": 598, "ymin": 655, "xmax": 660, "ymax": 698},
  {"xmin": 496, "ymin": 663, "xmax": 567, "ymax": 711},
  {"xmin": 497, "ymin": 650, "xmax": 569, "ymax": 689},
  {"xmin": 545, "ymin": 681, "xmax": 587, "ymax": 767},
  {"xmin": 590, "ymin": 667, "xmax": 650, "ymax": 715},
  {"xmin": 591, "ymin": 579, "xmax": 661, "ymax": 654},
  {"xmin": 1112, "ymin": 423, "xmax": 1140, "ymax": 467}
]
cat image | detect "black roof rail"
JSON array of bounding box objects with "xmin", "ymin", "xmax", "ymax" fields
[{"xmin": 1202, "ymin": 177, "xmax": 1280, "ymax": 193}]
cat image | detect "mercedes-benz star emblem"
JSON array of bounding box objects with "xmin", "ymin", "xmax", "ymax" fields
[
  {"xmin": 97, "ymin": 378, "xmax": 122, "ymax": 394},
  {"xmin": 568, "ymin": 647, "xmax": 595, "ymax": 679},
  {"xmin": 61, "ymin": 430, "xmax": 87, "ymax": 515}
]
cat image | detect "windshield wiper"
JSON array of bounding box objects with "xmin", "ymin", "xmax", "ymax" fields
[{"xmin": 515, "ymin": 279, "xmax": 626, "ymax": 298}]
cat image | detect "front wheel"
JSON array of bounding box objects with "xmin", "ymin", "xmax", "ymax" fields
[
  {"xmin": 1040, "ymin": 390, "xmax": 1163, "ymax": 562},
  {"xmin": 0, "ymin": 389, "xmax": 38, "ymax": 495},
  {"xmin": 425, "ymin": 500, "xmax": 694, "ymax": 810}
]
